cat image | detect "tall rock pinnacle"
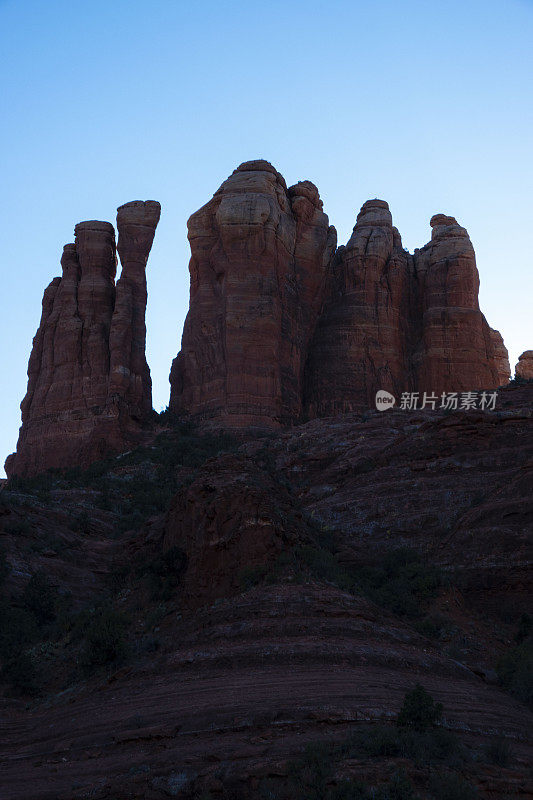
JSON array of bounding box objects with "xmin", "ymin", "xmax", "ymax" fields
[
  {"xmin": 304, "ymin": 199, "xmax": 415, "ymax": 415},
  {"xmin": 411, "ymin": 214, "xmax": 509, "ymax": 393},
  {"xmin": 5, "ymin": 201, "xmax": 160, "ymax": 478},
  {"xmin": 169, "ymin": 160, "xmax": 336, "ymax": 426}
]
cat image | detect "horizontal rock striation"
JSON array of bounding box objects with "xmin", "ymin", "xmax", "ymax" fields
[{"xmin": 5, "ymin": 201, "xmax": 160, "ymax": 477}]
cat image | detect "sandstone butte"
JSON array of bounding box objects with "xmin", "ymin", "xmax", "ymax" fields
[
  {"xmin": 5, "ymin": 159, "xmax": 516, "ymax": 477},
  {"xmin": 170, "ymin": 160, "xmax": 510, "ymax": 426},
  {"xmin": 4, "ymin": 201, "xmax": 160, "ymax": 478}
]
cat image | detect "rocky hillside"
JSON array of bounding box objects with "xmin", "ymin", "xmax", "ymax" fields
[{"xmin": 0, "ymin": 381, "xmax": 531, "ymax": 799}]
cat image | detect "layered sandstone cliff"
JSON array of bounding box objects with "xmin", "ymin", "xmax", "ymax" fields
[
  {"xmin": 5, "ymin": 201, "xmax": 160, "ymax": 478},
  {"xmin": 172, "ymin": 163, "xmax": 509, "ymax": 426}
]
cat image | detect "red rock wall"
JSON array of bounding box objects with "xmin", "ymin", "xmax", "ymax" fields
[{"xmin": 5, "ymin": 202, "xmax": 160, "ymax": 478}]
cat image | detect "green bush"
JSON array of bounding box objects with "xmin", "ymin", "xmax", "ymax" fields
[
  {"xmin": 1, "ymin": 649, "xmax": 40, "ymax": 695},
  {"xmin": 4, "ymin": 519, "xmax": 32, "ymax": 536},
  {"xmin": 428, "ymin": 772, "xmax": 477, "ymax": 800},
  {"xmin": 137, "ymin": 546, "xmax": 188, "ymax": 601},
  {"xmin": 21, "ymin": 572, "xmax": 58, "ymax": 626},
  {"xmin": 397, "ymin": 684, "xmax": 443, "ymax": 731},
  {"xmin": 375, "ymin": 772, "xmax": 418, "ymax": 800},
  {"xmin": 81, "ymin": 606, "xmax": 128, "ymax": 668},
  {"xmin": 515, "ymin": 613, "xmax": 532, "ymax": 644},
  {"xmin": 496, "ymin": 637, "xmax": 533, "ymax": 708},
  {"xmin": 0, "ymin": 602, "xmax": 39, "ymax": 657},
  {"xmin": 354, "ymin": 549, "xmax": 442, "ymax": 618},
  {"xmin": 0, "ymin": 548, "xmax": 9, "ymax": 586},
  {"xmin": 483, "ymin": 737, "xmax": 511, "ymax": 766},
  {"xmin": 297, "ymin": 545, "xmax": 353, "ymax": 592},
  {"xmin": 344, "ymin": 723, "xmax": 462, "ymax": 767}
]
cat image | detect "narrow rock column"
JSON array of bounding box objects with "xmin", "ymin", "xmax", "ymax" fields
[{"xmin": 109, "ymin": 200, "xmax": 161, "ymax": 418}]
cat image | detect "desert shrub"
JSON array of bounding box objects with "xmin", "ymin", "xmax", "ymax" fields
[
  {"xmin": 375, "ymin": 772, "xmax": 418, "ymax": 799},
  {"xmin": 397, "ymin": 684, "xmax": 443, "ymax": 731},
  {"xmin": 346, "ymin": 724, "xmax": 401, "ymax": 758},
  {"xmin": 496, "ymin": 637, "xmax": 533, "ymax": 708},
  {"xmin": 0, "ymin": 602, "xmax": 39, "ymax": 657},
  {"xmin": 414, "ymin": 615, "xmax": 452, "ymax": 640},
  {"xmin": 69, "ymin": 510, "xmax": 91, "ymax": 533},
  {"xmin": 483, "ymin": 737, "xmax": 511, "ymax": 766},
  {"xmin": 515, "ymin": 613, "xmax": 532, "ymax": 644},
  {"xmin": 287, "ymin": 741, "xmax": 338, "ymax": 800},
  {"xmin": 3, "ymin": 519, "xmax": 32, "ymax": 536},
  {"xmin": 141, "ymin": 546, "xmax": 188, "ymax": 601},
  {"xmin": 0, "ymin": 548, "xmax": 9, "ymax": 586},
  {"xmin": 344, "ymin": 723, "xmax": 462, "ymax": 767},
  {"xmin": 428, "ymin": 772, "xmax": 477, "ymax": 800},
  {"xmin": 239, "ymin": 563, "xmax": 269, "ymax": 590},
  {"xmin": 328, "ymin": 781, "xmax": 368, "ymax": 800},
  {"xmin": 21, "ymin": 572, "xmax": 58, "ymax": 626},
  {"xmin": 81, "ymin": 606, "xmax": 128, "ymax": 668},
  {"xmin": 297, "ymin": 545, "xmax": 354, "ymax": 592},
  {"xmin": 354, "ymin": 548, "xmax": 442, "ymax": 618},
  {"xmin": 1, "ymin": 649, "xmax": 40, "ymax": 695}
]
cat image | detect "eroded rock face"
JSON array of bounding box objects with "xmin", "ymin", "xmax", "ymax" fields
[
  {"xmin": 515, "ymin": 350, "xmax": 533, "ymax": 380},
  {"xmin": 304, "ymin": 200, "xmax": 415, "ymax": 415},
  {"xmin": 164, "ymin": 453, "xmax": 308, "ymax": 605},
  {"xmin": 412, "ymin": 214, "xmax": 509, "ymax": 395},
  {"xmin": 5, "ymin": 202, "xmax": 160, "ymax": 477},
  {"xmin": 169, "ymin": 160, "xmax": 336, "ymax": 427},
  {"xmin": 172, "ymin": 164, "xmax": 509, "ymax": 428}
]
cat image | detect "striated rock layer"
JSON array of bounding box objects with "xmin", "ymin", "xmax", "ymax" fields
[
  {"xmin": 5, "ymin": 201, "xmax": 160, "ymax": 478},
  {"xmin": 171, "ymin": 162, "xmax": 509, "ymax": 428},
  {"xmin": 169, "ymin": 160, "xmax": 337, "ymax": 426}
]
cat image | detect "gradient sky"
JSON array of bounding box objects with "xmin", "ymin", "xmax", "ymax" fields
[{"xmin": 1, "ymin": 0, "xmax": 532, "ymax": 476}]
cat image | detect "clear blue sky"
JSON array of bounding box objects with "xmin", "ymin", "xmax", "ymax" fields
[{"xmin": 1, "ymin": 0, "xmax": 532, "ymax": 476}]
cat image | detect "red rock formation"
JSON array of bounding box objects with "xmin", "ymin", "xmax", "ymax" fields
[
  {"xmin": 412, "ymin": 214, "xmax": 509, "ymax": 394},
  {"xmin": 490, "ymin": 327, "xmax": 512, "ymax": 385},
  {"xmin": 5, "ymin": 203, "xmax": 160, "ymax": 478},
  {"xmin": 169, "ymin": 160, "xmax": 336, "ymax": 427},
  {"xmin": 173, "ymin": 167, "xmax": 508, "ymax": 428},
  {"xmin": 304, "ymin": 200, "xmax": 415, "ymax": 416},
  {"xmin": 515, "ymin": 350, "xmax": 533, "ymax": 380},
  {"xmin": 109, "ymin": 200, "xmax": 161, "ymax": 418}
]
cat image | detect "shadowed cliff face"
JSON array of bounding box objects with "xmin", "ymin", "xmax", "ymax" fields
[
  {"xmin": 5, "ymin": 201, "xmax": 160, "ymax": 478},
  {"xmin": 169, "ymin": 160, "xmax": 337, "ymax": 427},
  {"xmin": 171, "ymin": 163, "xmax": 509, "ymax": 429}
]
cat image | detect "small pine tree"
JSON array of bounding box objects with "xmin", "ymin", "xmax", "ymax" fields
[{"xmin": 397, "ymin": 684, "xmax": 443, "ymax": 731}]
